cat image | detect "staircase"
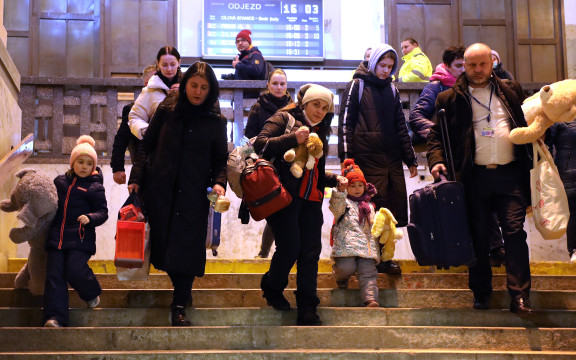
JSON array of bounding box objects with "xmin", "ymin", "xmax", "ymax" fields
[{"xmin": 1, "ymin": 260, "xmax": 576, "ymax": 359}]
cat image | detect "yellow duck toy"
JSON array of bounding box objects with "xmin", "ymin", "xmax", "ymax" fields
[{"xmin": 371, "ymin": 208, "xmax": 403, "ymax": 262}]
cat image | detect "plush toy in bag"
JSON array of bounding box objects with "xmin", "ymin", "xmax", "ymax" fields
[
  {"xmin": 0, "ymin": 169, "xmax": 57, "ymax": 295},
  {"xmin": 283, "ymin": 126, "xmax": 324, "ymax": 178},
  {"xmin": 509, "ymin": 79, "xmax": 576, "ymax": 145},
  {"xmin": 371, "ymin": 207, "xmax": 403, "ymax": 262}
]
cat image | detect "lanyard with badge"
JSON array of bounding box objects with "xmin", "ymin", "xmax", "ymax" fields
[{"xmin": 470, "ymin": 86, "xmax": 495, "ymax": 137}]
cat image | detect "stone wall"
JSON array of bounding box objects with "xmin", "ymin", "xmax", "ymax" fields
[
  {"xmin": 0, "ymin": 26, "xmax": 22, "ymax": 271},
  {"xmin": 17, "ymin": 163, "xmax": 569, "ymax": 262}
]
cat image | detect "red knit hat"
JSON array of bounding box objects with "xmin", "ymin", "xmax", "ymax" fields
[
  {"xmin": 236, "ymin": 29, "xmax": 252, "ymax": 44},
  {"xmin": 342, "ymin": 159, "xmax": 366, "ymax": 185}
]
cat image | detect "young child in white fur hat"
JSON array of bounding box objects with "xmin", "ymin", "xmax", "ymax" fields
[{"xmin": 43, "ymin": 135, "xmax": 109, "ymax": 328}]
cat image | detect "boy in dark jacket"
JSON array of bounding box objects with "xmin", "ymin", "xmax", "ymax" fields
[{"xmin": 43, "ymin": 135, "xmax": 108, "ymax": 327}]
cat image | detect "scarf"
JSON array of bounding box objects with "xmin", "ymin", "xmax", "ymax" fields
[
  {"xmin": 429, "ymin": 63, "xmax": 457, "ymax": 87},
  {"xmin": 347, "ymin": 183, "xmax": 377, "ymax": 226},
  {"xmin": 156, "ymin": 69, "xmax": 181, "ymax": 90}
]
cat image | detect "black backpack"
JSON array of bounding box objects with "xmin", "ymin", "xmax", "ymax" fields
[{"xmin": 264, "ymin": 60, "xmax": 275, "ymax": 80}]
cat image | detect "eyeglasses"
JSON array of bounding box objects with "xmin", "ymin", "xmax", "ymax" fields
[{"xmin": 236, "ymin": 39, "xmax": 248, "ymax": 44}]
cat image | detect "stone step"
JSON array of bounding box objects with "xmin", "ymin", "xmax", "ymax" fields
[
  {"xmin": 2, "ymin": 307, "xmax": 576, "ymax": 328},
  {"xmin": 4, "ymin": 272, "xmax": 576, "ymax": 290},
  {"xmin": 2, "ymin": 288, "xmax": 576, "ymax": 309},
  {"xmin": 0, "ymin": 350, "xmax": 575, "ymax": 360},
  {"xmin": 1, "ymin": 326, "xmax": 576, "ymax": 352},
  {"xmin": 8, "ymin": 258, "xmax": 576, "ymax": 276}
]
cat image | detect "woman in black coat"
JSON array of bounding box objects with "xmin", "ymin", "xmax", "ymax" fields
[
  {"xmin": 246, "ymin": 69, "xmax": 293, "ymax": 258},
  {"xmin": 128, "ymin": 62, "xmax": 228, "ymax": 326},
  {"xmin": 254, "ymin": 84, "xmax": 347, "ymax": 326}
]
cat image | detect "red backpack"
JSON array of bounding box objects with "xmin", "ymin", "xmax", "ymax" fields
[{"xmin": 240, "ymin": 114, "xmax": 295, "ymax": 221}]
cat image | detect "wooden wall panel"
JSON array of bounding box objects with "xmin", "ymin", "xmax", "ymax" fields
[
  {"xmin": 38, "ymin": 19, "xmax": 66, "ymax": 77},
  {"xmin": 530, "ymin": 0, "xmax": 555, "ymax": 38},
  {"xmin": 6, "ymin": 37, "xmax": 30, "ymax": 76},
  {"xmin": 462, "ymin": 26, "xmax": 507, "ymax": 53},
  {"xmin": 479, "ymin": 0, "xmax": 506, "ymax": 19},
  {"xmin": 531, "ymin": 45, "xmax": 558, "ymax": 82},
  {"xmin": 140, "ymin": 0, "xmax": 169, "ymax": 66},
  {"xmin": 67, "ymin": 20, "xmax": 95, "ymax": 77},
  {"xmin": 516, "ymin": 0, "xmax": 529, "ymax": 39},
  {"xmin": 4, "ymin": 0, "xmax": 30, "ymax": 31},
  {"xmin": 517, "ymin": 45, "xmax": 532, "ymax": 81},
  {"xmin": 109, "ymin": 0, "xmax": 139, "ymax": 68},
  {"xmin": 68, "ymin": 0, "xmax": 95, "ymax": 14},
  {"xmin": 38, "ymin": 0, "xmax": 66, "ymax": 13}
]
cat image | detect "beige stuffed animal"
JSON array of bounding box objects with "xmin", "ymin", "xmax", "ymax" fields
[
  {"xmin": 371, "ymin": 208, "xmax": 403, "ymax": 262},
  {"xmin": 509, "ymin": 79, "xmax": 576, "ymax": 144},
  {"xmin": 0, "ymin": 169, "xmax": 57, "ymax": 296},
  {"xmin": 283, "ymin": 127, "xmax": 324, "ymax": 178}
]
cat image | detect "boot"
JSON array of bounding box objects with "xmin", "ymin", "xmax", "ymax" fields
[
  {"xmin": 260, "ymin": 272, "xmax": 291, "ymax": 311},
  {"xmin": 171, "ymin": 305, "xmax": 192, "ymax": 326},
  {"xmin": 297, "ymin": 307, "xmax": 322, "ymax": 326}
]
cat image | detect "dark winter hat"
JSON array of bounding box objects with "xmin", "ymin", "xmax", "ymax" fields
[
  {"xmin": 236, "ymin": 29, "xmax": 252, "ymax": 44},
  {"xmin": 342, "ymin": 159, "xmax": 366, "ymax": 185}
]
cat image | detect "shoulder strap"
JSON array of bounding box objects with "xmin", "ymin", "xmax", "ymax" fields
[
  {"xmin": 285, "ymin": 113, "xmax": 296, "ymax": 134},
  {"xmin": 358, "ymin": 79, "xmax": 364, "ymax": 104}
]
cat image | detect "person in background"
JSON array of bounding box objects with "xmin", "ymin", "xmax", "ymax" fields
[
  {"xmin": 128, "ymin": 62, "xmax": 228, "ymax": 326},
  {"xmin": 129, "ymin": 46, "xmax": 183, "ymax": 140},
  {"xmin": 330, "ymin": 159, "xmax": 381, "ymax": 307},
  {"xmin": 408, "ymin": 46, "xmax": 465, "ymax": 147},
  {"xmin": 397, "ymin": 37, "xmax": 432, "ymax": 83},
  {"xmin": 491, "ymin": 50, "xmax": 514, "ymax": 80},
  {"xmin": 546, "ymin": 121, "xmax": 576, "ymax": 261},
  {"xmin": 339, "ymin": 44, "xmax": 418, "ymax": 275},
  {"xmin": 222, "ymin": 29, "xmax": 266, "ymax": 80},
  {"xmin": 111, "ymin": 65, "xmax": 157, "ymax": 185},
  {"xmin": 364, "ymin": 47, "xmax": 372, "ymax": 62},
  {"xmin": 427, "ymin": 43, "xmax": 533, "ymax": 314},
  {"xmin": 254, "ymin": 84, "xmax": 347, "ymax": 326},
  {"xmin": 43, "ymin": 136, "xmax": 108, "ymax": 327},
  {"xmin": 246, "ymin": 69, "xmax": 294, "ymax": 258}
]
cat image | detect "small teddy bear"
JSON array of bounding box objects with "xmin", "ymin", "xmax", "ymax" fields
[
  {"xmin": 371, "ymin": 207, "xmax": 403, "ymax": 262},
  {"xmin": 0, "ymin": 168, "xmax": 58, "ymax": 295},
  {"xmin": 283, "ymin": 126, "xmax": 324, "ymax": 178},
  {"xmin": 509, "ymin": 79, "xmax": 576, "ymax": 145}
]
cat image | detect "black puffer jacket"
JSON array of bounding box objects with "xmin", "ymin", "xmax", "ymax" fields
[
  {"xmin": 245, "ymin": 92, "xmax": 293, "ymax": 138},
  {"xmin": 234, "ymin": 46, "xmax": 266, "ymax": 80},
  {"xmin": 47, "ymin": 169, "xmax": 108, "ymax": 255},
  {"xmin": 254, "ymin": 104, "xmax": 338, "ymax": 197},
  {"xmin": 546, "ymin": 121, "xmax": 576, "ymax": 197},
  {"xmin": 427, "ymin": 74, "xmax": 532, "ymax": 194}
]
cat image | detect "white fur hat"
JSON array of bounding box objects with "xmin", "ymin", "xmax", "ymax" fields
[{"xmin": 70, "ymin": 135, "xmax": 97, "ymax": 173}]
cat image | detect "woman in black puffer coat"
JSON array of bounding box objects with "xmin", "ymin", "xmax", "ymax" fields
[
  {"xmin": 547, "ymin": 121, "xmax": 576, "ymax": 260},
  {"xmin": 128, "ymin": 62, "xmax": 228, "ymax": 326},
  {"xmin": 246, "ymin": 69, "xmax": 294, "ymax": 259}
]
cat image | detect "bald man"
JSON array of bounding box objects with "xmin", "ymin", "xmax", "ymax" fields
[{"xmin": 426, "ymin": 43, "xmax": 533, "ymax": 314}]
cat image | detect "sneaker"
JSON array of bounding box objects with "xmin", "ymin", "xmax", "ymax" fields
[
  {"xmin": 336, "ymin": 279, "xmax": 348, "ymax": 289},
  {"xmin": 44, "ymin": 318, "xmax": 62, "ymax": 328},
  {"xmin": 376, "ymin": 260, "xmax": 402, "ymax": 275},
  {"xmin": 364, "ymin": 300, "xmax": 380, "ymax": 308},
  {"xmin": 570, "ymin": 250, "xmax": 576, "ymax": 262},
  {"xmin": 86, "ymin": 296, "xmax": 100, "ymax": 308}
]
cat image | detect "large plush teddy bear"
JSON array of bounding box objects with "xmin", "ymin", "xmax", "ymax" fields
[
  {"xmin": 283, "ymin": 126, "xmax": 324, "ymax": 178},
  {"xmin": 509, "ymin": 79, "xmax": 576, "ymax": 144},
  {"xmin": 0, "ymin": 169, "xmax": 58, "ymax": 295},
  {"xmin": 371, "ymin": 207, "xmax": 403, "ymax": 262}
]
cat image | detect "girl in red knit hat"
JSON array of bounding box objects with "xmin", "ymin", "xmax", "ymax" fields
[{"xmin": 329, "ymin": 159, "xmax": 380, "ymax": 307}]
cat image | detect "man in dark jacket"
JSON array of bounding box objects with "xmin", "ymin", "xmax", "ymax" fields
[
  {"xmin": 222, "ymin": 29, "xmax": 267, "ymax": 80},
  {"xmin": 427, "ymin": 43, "xmax": 533, "ymax": 314}
]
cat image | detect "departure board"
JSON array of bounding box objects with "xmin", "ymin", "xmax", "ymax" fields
[{"xmin": 202, "ymin": 0, "xmax": 324, "ymax": 61}]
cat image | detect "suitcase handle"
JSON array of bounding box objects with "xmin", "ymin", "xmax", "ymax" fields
[{"xmin": 438, "ymin": 109, "xmax": 456, "ymax": 181}]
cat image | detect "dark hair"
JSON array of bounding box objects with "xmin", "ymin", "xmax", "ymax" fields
[
  {"xmin": 378, "ymin": 50, "xmax": 397, "ymax": 66},
  {"xmin": 442, "ymin": 46, "xmax": 466, "ymax": 66},
  {"xmin": 156, "ymin": 46, "xmax": 181, "ymax": 62},
  {"xmin": 402, "ymin": 37, "xmax": 418, "ymax": 46},
  {"xmin": 179, "ymin": 61, "xmax": 219, "ymax": 108}
]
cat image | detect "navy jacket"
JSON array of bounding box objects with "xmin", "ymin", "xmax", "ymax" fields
[
  {"xmin": 546, "ymin": 121, "xmax": 576, "ymax": 197},
  {"xmin": 408, "ymin": 81, "xmax": 450, "ymax": 145},
  {"xmin": 234, "ymin": 46, "xmax": 266, "ymax": 80},
  {"xmin": 47, "ymin": 169, "xmax": 108, "ymax": 255}
]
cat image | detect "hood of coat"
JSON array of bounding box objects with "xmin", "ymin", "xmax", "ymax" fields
[
  {"xmin": 146, "ymin": 75, "xmax": 171, "ymax": 91},
  {"xmin": 367, "ymin": 44, "xmax": 399, "ymax": 77},
  {"xmin": 353, "ymin": 60, "xmax": 394, "ymax": 88},
  {"xmin": 430, "ymin": 63, "xmax": 457, "ymax": 87}
]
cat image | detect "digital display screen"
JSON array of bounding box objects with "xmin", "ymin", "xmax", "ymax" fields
[{"xmin": 202, "ymin": 0, "xmax": 324, "ymax": 61}]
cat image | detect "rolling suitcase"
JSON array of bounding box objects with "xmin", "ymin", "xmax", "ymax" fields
[{"xmin": 406, "ymin": 109, "xmax": 475, "ymax": 268}]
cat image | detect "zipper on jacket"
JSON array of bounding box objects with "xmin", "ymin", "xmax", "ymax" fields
[{"xmin": 58, "ymin": 177, "xmax": 77, "ymax": 249}]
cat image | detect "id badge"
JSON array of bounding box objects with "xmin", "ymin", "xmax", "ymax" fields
[{"xmin": 481, "ymin": 127, "xmax": 495, "ymax": 137}]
